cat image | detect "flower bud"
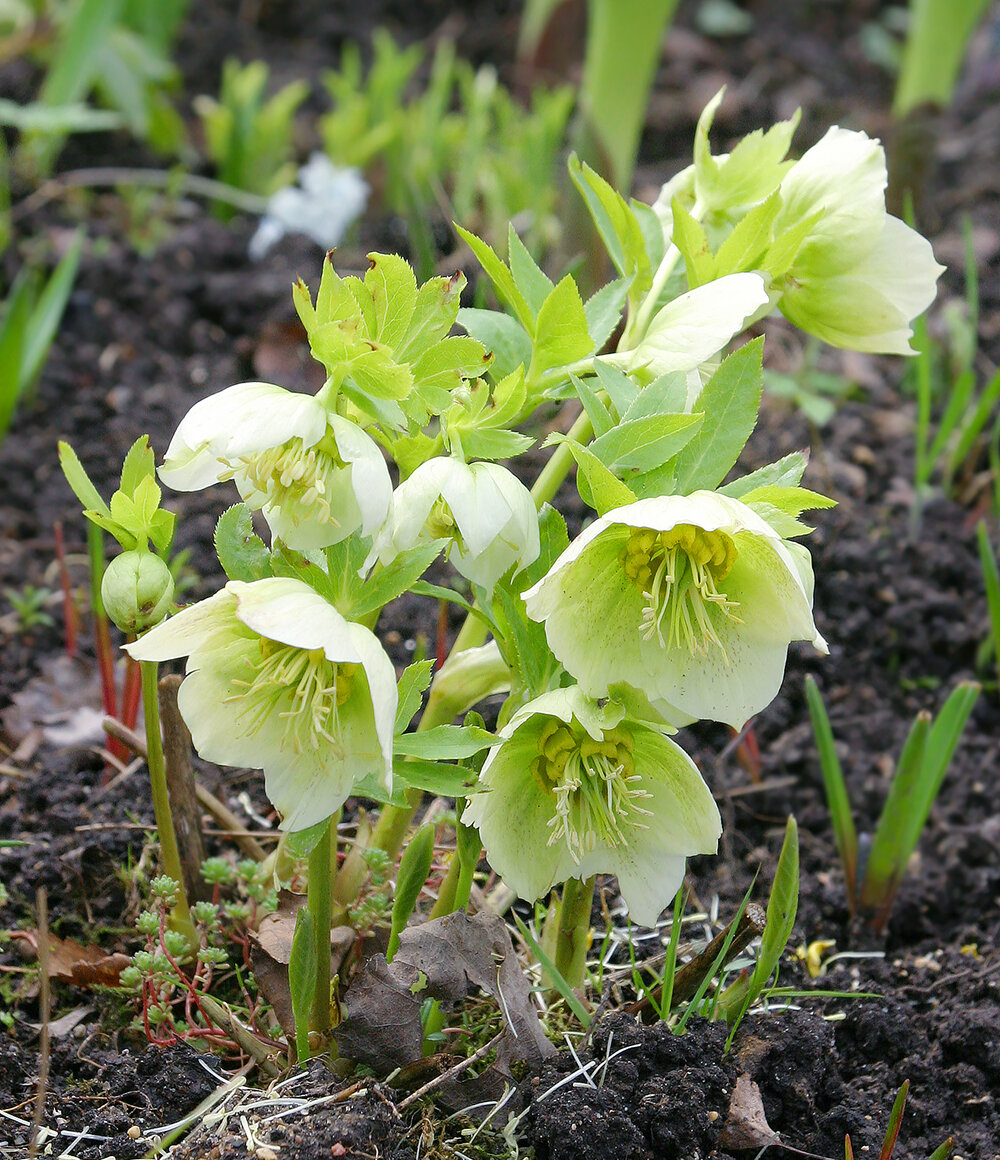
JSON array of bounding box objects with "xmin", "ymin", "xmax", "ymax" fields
[{"xmin": 101, "ymin": 551, "xmax": 174, "ymax": 634}]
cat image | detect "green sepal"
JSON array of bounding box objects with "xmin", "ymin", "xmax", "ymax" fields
[{"xmin": 214, "ymin": 504, "xmax": 272, "ymax": 583}]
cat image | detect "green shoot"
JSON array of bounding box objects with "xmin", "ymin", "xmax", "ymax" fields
[
  {"xmin": 674, "ymin": 886, "xmax": 752, "ymax": 1034},
  {"xmin": 387, "ymin": 822, "xmax": 436, "ymax": 962},
  {"xmin": 977, "ymin": 521, "xmax": 1000, "ymax": 691},
  {"xmin": 893, "ymin": 0, "xmax": 992, "ymax": 117},
  {"xmin": 512, "ymin": 911, "xmax": 592, "ymax": 1029},
  {"xmin": 659, "ymin": 885, "xmax": 687, "ymax": 1016},
  {"xmin": 808, "ymin": 677, "xmax": 979, "ymax": 932},
  {"xmin": 878, "ymin": 1080, "xmax": 908, "ymax": 1160}
]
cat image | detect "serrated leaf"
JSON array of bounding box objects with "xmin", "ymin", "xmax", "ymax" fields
[
  {"xmin": 270, "ymin": 542, "xmax": 339, "ymax": 604},
  {"xmin": 350, "ymin": 346, "xmax": 413, "ymax": 401},
  {"xmin": 454, "ymin": 225, "xmax": 533, "ymax": 333},
  {"xmin": 366, "ymin": 252, "xmax": 417, "ymax": 349},
  {"xmin": 283, "ymin": 817, "xmax": 331, "ymax": 859},
  {"xmin": 215, "ymin": 505, "xmax": 271, "ymax": 582},
  {"xmin": 672, "ymin": 338, "xmax": 763, "ymax": 491},
  {"xmin": 412, "ymin": 334, "xmax": 492, "ymax": 393},
  {"xmin": 394, "ymin": 724, "xmax": 498, "ymax": 761},
  {"xmin": 545, "ymin": 434, "xmax": 637, "ymax": 514},
  {"xmin": 395, "ymin": 271, "xmax": 465, "ymax": 363},
  {"xmin": 584, "ymin": 276, "xmax": 630, "ymax": 352},
  {"xmin": 621, "ymin": 372, "xmax": 689, "ymax": 421},
  {"xmin": 671, "ymin": 199, "xmax": 715, "ymax": 287},
  {"xmin": 392, "ymin": 757, "xmax": 478, "ymax": 799},
  {"xmin": 719, "ymin": 450, "xmax": 808, "ymax": 497},
  {"xmin": 529, "ymin": 274, "xmax": 594, "ymax": 379},
  {"xmin": 570, "ymin": 373, "xmax": 614, "ymax": 438},
  {"xmin": 58, "ymin": 440, "xmax": 110, "ymax": 517},
  {"xmin": 714, "ymin": 191, "xmax": 782, "ymax": 276},
  {"xmin": 119, "ymin": 435, "xmax": 156, "ymax": 497},
  {"xmin": 590, "ymin": 413, "xmax": 704, "ymax": 472},
  {"xmin": 395, "ymin": 659, "xmax": 435, "ymax": 734},
  {"xmin": 461, "ymin": 428, "xmax": 535, "ymax": 461},
  {"xmin": 740, "ymin": 485, "xmax": 836, "ymax": 517},
  {"xmin": 630, "ymin": 199, "xmax": 666, "ymax": 279},
  {"xmin": 148, "ymin": 508, "xmax": 175, "ymax": 554},
  {"xmin": 593, "ymin": 361, "xmax": 639, "ymax": 416},
  {"xmin": 350, "ymin": 540, "xmax": 444, "ymax": 619},
  {"xmin": 507, "ymin": 224, "xmax": 553, "ymax": 319},
  {"xmin": 485, "ymin": 367, "xmax": 527, "ymax": 428},
  {"xmin": 457, "ymin": 307, "xmax": 532, "ymax": 382},
  {"xmin": 568, "ymin": 156, "xmax": 651, "ymax": 294}
]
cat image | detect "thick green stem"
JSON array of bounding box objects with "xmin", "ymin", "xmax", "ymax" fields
[
  {"xmin": 139, "ymin": 660, "xmax": 193, "ymax": 941},
  {"xmin": 429, "ymin": 852, "xmax": 461, "ymax": 919},
  {"xmin": 308, "ymin": 817, "xmax": 333, "ymax": 1034},
  {"xmin": 553, "ymin": 875, "xmax": 595, "ymax": 989}
]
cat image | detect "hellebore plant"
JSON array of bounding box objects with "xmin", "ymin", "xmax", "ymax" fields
[{"xmin": 65, "ymin": 93, "xmax": 943, "ymax": 1062}]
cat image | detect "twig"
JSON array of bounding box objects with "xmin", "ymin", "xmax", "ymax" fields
[
  {"xmin": 101, "ymin": 716, "xmax": 267, "ymax": 860},
  {"xmin": 28, "ymin": 889, "xmax": 50, "ymax": 1159},
  {"xmin": 670, "ymin": 902, "xmax": 767, "ymax": 1004},
  {"xmin": 396, "ymin": 1029, "xmax": 505, "ymax": 1111},
  {"xmin": 10, "ymin": 166, "xmax": 268, "ymax": 222},
  {"xmin": 195, "ymin": 994, "xmax": 282, "ymax": 1079}
]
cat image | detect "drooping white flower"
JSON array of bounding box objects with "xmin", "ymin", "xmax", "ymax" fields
[
  {"xmin": 372, "ymin": 457, "xmax": 539, "ymax": 591},
  {"xmin": 771, "ymin": 127, "xmax": 944, "ymax": 354},
  {"xmin": 126, "ymin": 577, "xmax": 396, "ymax": 831},
  {"xmin": 159, "ymin": 382, "xmax": 392, "ymax": 551},
  {"xmin": 523, "ymin": 492, "xmax": 827, "ymax": 730},
  {"xmin": 463, "ymin": 687, "xmax": 720, "ymax": 926},
  {"xmin": 603, "ymin": 273, "xmax": 769, "ymax": 380}
]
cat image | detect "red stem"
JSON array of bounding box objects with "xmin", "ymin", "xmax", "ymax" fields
[{"xmin": 53, "ymin": 521, "xmax": 78, "ymax": 659}]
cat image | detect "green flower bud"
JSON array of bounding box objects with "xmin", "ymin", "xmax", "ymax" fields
[{"xmin": 101, "ymin": 551, "xmax": 174, "ymax": 634}]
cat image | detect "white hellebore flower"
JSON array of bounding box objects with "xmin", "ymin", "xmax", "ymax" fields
[
  {"xmin": 126, "ymin": 577, "xmax": 396, "ymax": 832},
  {"xmin": 772, "ymin": 127, "xmax": 944, "ymax": 355},
  {"xmin": 159, "ymin": 382, "xmax": 392, "ymax": 551},
  {"xmin": 463, "ymin": 688, "xmax": 720, "ymax": 927},
  {"xmin": 373, "ymin": 457, "xmax": 539, "ymax": 591},
  {"xmin": 523, "ymin": 492, "xmax": 827, "ymax": 730},
  {"xmin": 602, "ymin": 272, "xmax": 768, "ymax": 382}
]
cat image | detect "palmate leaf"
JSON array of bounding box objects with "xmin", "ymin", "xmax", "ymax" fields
[
  {"xmin": 528, "ymin": 274, "xmax": 595, "ymax": 381},
  {"xmin": 214, "ymin": 505, "xmax": 272, "ymax": 583}
]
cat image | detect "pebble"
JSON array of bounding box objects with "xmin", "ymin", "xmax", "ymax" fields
[{"xmin": 255, "ymin": 1148, "xmax": 278, "ymax": 1160}]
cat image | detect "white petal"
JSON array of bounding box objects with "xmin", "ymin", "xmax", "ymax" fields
[
  {"xmin": 124, "ymin": 589, "xmax": 239, "ymax": 662},
  {"xmin": 345, "ymin": 621, "xmax": 397, "ymax": 795},
  {"xmin": 330, "ymin": 415, "xmax": 393, "ymax": 537},
  {"xmin": 605, "ymin": 274, "xmax": 768, "ymax": 377},
  {"xmin": 227, "ymin": 578, "xmax": 362, "ymax": 662},
  {"xmin": 159, "ymin": 383, "xmax": 328, "ymax": 492}
]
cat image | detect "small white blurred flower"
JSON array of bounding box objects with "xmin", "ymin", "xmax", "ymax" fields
[{"xmin": 249, "ymin": 153, "xmax": 368, "ymax": 260}]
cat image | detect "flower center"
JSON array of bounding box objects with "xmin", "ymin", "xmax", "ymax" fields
[
  {"xmin": 620, "ymin": 524, "xmax": 741, "ymax": 656},
  {"xmin": 529, "ymin": 720, "xmax": 651, "ymax": 863},
  {"xmin": 226, "ymin": 636, "xmax": 356, "ymax": 756},
  {"xmin": 224, "ymin": 434, "xmax": 345, "ymax": 529},
  {"xmin": 426, "ymin": 496, "xmax": 464, "ymax": 548}
]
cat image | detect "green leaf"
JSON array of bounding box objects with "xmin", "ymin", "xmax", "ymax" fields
[
  {"xmin": 719, "ymin": 451, "xmax": 808, "ymax": 497},
  {"xmin": 671, "ymin": 199, "xmax": 715, "ymax": 287},
  {"xmin": 395, "ymin": 271, "xmax": 465, "ymax": 362},
  {"xmin": 0, "ymin": 276, "xmax": 33, "ymax": 436},
  {"xmin": 58, "ymin": 440, "xmax": 109, "ymax": 517},
  {"xmin": 714, "ymin": 191, "xmax": 782, "ymax": 277},
  {"xmin": 119, "ymin": 435, "xmax": 156, "ymax": 497},
  {"xmin": 763, "ymin": 210, "xmax": 823, "ymax": 279},
  {"xmin": 621, "ymin": 372, "xmax": 688, "ymax": 421},
  {"xmin": 593, "ymin": 361, "xmax": 639, "ymax": 416},
  {"xmin": 392, "ymin": 757, "xmax": 478, "ymax": 798},
  {"xmin": 741, "ymin": 485, "xmax": 837, "ymax": 539},
  {"xmin": 454, "ymin": 225, "xmax": 533, "ymax": 333},
  {"xmin": 387, "ymin": 823, "xmax": 435, "ymax": 962},
  {"xmin": 747, "ymin": 816, "xmax": 799, "ymax": 997},
  {"xmin": 805, "ymin": 676, "xmax": 858, "ymax": 903},
  {"xmin": 395, "ymin": 659, "xmax": 435, "ymax": 734},
  {"xmin": 570, "ymin": 373, "xmax": 614, "ymax": 438},
  {"xmin": 528, "ymin": 274, "xmax": 594, "ymax": 380},
  {"xmin": 214, "ymin": 505, "xmax": 271, "ymax": 583},
  {"xmin": 544, "ymin": 434, "xmax": 637, "ymax": 515},
  {"xmin": 289, "ymin": 907, "xmax": 316, "ymax": 1063},
  {"xmin": 283, "ymin": 818, "xmax": 331, "ymax": 859},
  {"xmin": 394, "ymin": 724, "xmax": 498, "ymax": 761},
  {"xmin": 507, "ymin": 224, "xmax": 553, "ymax": 319},
  {"xmin": 584, "ymin": 277, "xmax": 630, "ymax": 352},
  {"xmin": 460, "ymin": 428, "xmax": 536, "ymax": 461},
  {"xmin": 590, "ymin": 413, "xmax": 704, "ymax": 473},
  {"xmin": 457, "ymin": 307, "xmax": 532, "ymax": 382},
  {"xmin": 366, "ymin": 252, "xmax": 417, "ymax": 349},
  {"xmin": 21, "ymin": 230, "xmax": 83, "ymax": 393},
  {"xmin": 270, "ymin": 542, "xmax": 339, "ymax": 605},
  {"xmin": 568, "ymin": 155, "xmax": 651, "ymax": 295},
  {"xmin": 350, "ymin": 540, "xmax": 444, "ymax": 619},
  {"xmin": 671, "ymin": 337, "xmax": 763, "ymax": 492}
]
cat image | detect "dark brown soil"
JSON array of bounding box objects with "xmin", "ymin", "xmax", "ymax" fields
[{"xmin": 2, "ymin": 1, "xmax": 999, "ymax": 1158}]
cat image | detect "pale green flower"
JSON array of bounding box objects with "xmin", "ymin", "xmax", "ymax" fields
[
  {"xmin": 159, "ymin": 381, "xmax": 392, "ymax": 550},
  {"xmin": 771, "ymin": 127, "xmax": 943, "ymax": 354},
  {"xmin": 372, "ymin": 457, "xmax": 539, "ymax": 591},
  {"xmin": 463, "ymin": 688, "xmax": 720, "ymax": 926},
  {"xmin": 523, "ymin": 492, "xmax": 826, "ymax": 730},
  {"xmin": 126, "ymin": 577, "xmax": 396, "ymax": 831}
]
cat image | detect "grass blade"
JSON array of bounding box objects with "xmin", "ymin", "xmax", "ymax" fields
[
  {"xmin": 674, "ymin": 885, "xmax": 753, "ymax": 1034},
  {"xmin": 978, "ymin": 522, "xmax": 1000, "ymax": 689},
  {"xmin": 927, "ymin": 1137, "xmax": 954, "ymax": 1160},
  {"xmin": 659, "ymin": 885, "xmax": 686, "ymax": 1017},
  {"xmin": 0, "ymin": 272, "xmax": 34, "ymax": 439},
  {"xmin": 512, "ymin": 911, "xmax": 592, "ymax": 1028},
  {"xmin": 21, "ymin": 232, "xmax": 83, "ymax": 396},
  {"xmin": 805, "ymin": 676, "xmax": 859, "ymax": 904},
  {"xmin": 878, "ymin": 1080, "xmax": 909, "ymax": 1160}
]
